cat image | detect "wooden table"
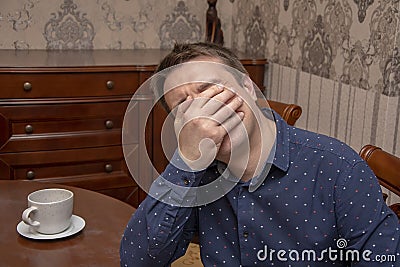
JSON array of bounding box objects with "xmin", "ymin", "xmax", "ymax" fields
[{"xmin": 0, "ymin": 180, "xmax": 135, "ymax": 267}]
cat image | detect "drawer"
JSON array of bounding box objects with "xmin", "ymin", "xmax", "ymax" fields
[
  {"xmin": 0, "ymin": 100, "xmax": 142, "ymax": 152},
  {"xmin": 0, "ymin": 145, "xmax": 144, "ymax": 207},
  {"xmin": 0, "ymin": 145, "xmax": 139, "ymax": 183},
  {"xmin": 0, "ymin": 71, "xmax": 140, "ymax": 98}
]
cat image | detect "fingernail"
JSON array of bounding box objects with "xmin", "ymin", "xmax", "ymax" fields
[
  {"xmin": 216, "ymin": 84, "xmax": 224, "ymax": 90},
  {"xmin": 238, "ymin": 111, "xmax": 244, "ymax": 117}
]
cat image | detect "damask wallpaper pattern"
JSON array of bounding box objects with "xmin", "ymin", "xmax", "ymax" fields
[
  {"xmin": 0, "ymin": 0, "xmax": 214, "ymax": 49},
  {"xmin": 232, "ymin": 0, "xmax": 400, "ymax": 97}
]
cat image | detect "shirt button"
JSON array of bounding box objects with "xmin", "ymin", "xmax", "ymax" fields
[
  {"xmin": 183, "ymin": 178, "xmax": 189, "ymax": 185},
  {"xmin": 243, "ymin": 232, "xmax": 249, "ymax": 238}
]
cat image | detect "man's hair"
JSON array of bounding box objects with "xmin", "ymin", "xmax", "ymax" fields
[{"xmin": 153, "ymin": 42, "xmax": 248, "ymax": 112}]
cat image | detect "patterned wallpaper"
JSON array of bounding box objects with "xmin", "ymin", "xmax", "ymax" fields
[
  {"xmin": 0, "ymin": 0, "xmax": 235, "ymax": 49},
  {"xmin": 231, "ymin": 0, "xmax": 400, "ymax": 97}
]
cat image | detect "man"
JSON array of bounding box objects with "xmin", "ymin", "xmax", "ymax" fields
[{"xmin": 120, "ymin": 43, "xmax": 399, "ymax": 266}]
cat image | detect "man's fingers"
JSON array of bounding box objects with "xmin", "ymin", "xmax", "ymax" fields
[
  {"xmin": 190, "ymin": 84, "xmax": 224, "ymax": 109},
  {"xmin": 198, "ymin": 84, "xmax": 225, "ymax": 99},
  {"xmin": 220, "ymin": 111, "xmax": 245, "ymax": 134},
  {"xmin": 175, "ymin": 96, "xmax": 192, "ymax": 121},
  {"xmin": 212, "ymin": 96, "xmax": 243, "ymax": 124},
  {"xmin": 202, "ymin": 89, "xmax": 237, "ymax": 114}
]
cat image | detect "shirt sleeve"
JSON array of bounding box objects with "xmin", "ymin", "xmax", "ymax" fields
[
  {"xmin": 335, "ymin": 160, "xmax": 400, "ymax": 266},
  {"xmin": 120, "ymin": 152, "xmax": 205, "ymax": 267}
]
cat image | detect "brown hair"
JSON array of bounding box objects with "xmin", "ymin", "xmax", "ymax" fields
[{"xmin": 153, "ymin": 42, "xmax": 248, "ymax": 112}]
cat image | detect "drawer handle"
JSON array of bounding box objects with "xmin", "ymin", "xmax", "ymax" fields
[
  {"xmin": 105, "ymin": 120, "xmax": 114, "ymax": 129},
  {"xmin": 23, "ymin": 82, "xmax": 32, "ymax": 91},
  {"xmin": 106, "ymin": 80, "xmax": 114, "ymax": 90},
  {"xmin": 26, "ymin": 170, "xmax": 35, "ymax": 180},
  {"xmin": 105, "ymin": 164, "xmax": 113, "ymax": 173},
  {"xmin": 25, "ymin": 124, "xmax": 34, "ymax": 134}
]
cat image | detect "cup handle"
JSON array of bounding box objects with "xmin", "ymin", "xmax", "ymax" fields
[{"xmin": 22, "ymin": 206, "xmax": 40, "ymax": 227}]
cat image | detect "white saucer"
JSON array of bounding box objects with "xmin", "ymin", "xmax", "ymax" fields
[{"xmin": 17, "ymin": 215, "xmax": 85, "ymax": 240}]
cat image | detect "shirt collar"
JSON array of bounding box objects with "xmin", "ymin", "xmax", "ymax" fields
[{"xmin": 268, "ymin": 109, "xmax": 290, "ymax": 172}]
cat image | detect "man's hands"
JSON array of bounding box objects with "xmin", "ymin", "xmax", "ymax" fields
[{"xmin": 174, "ymin": 85, "xmax": 244, "ymax": 171}]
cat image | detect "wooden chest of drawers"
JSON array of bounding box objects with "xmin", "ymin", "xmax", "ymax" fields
[{"xmin": 0, "ymin": 49, "xmax": 266, "ymax": 208}]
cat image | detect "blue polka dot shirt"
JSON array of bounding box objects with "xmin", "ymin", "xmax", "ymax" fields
[{"xmin": 120, "ymin": 112, "xmax": 400, "ymax": 266}]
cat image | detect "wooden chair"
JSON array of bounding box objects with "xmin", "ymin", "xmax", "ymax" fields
[
  {"xmin": 256, "ymin": 99, "xmax": 302, "ymax": 126},
  {"xmin": 359, "ymin": 144, "xmax": 400, "ymax": 220}
]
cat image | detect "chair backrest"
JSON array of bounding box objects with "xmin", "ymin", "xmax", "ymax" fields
[
  {"xmin": 256, "ymin": 99, "xmax": 302, "ymax": 126},
  {"xmin": 359, "ymin": 145, "xmax": 400, "ymax": 196},
  {"xmin": 359, "ymin": 144, "xmax": 400, "ymax": 219}
]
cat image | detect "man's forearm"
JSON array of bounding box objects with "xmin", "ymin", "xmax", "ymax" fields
[
  {"xmin": 120, "ymin": 194, "xmax": 197, "ymax": 266},
  {"xmin": 120, "ymin": 156, "xmax": 204, "ymax": 266}
]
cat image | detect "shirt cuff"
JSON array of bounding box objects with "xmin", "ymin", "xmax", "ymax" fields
[{"xmin": 148, "ymin": 150, "xmax": 206, "ymax": 206}]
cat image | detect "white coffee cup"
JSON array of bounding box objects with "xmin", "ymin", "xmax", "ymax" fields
[{"xmin": 22, "ymin": 188, "xmax": 74, "ymax": 234}]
